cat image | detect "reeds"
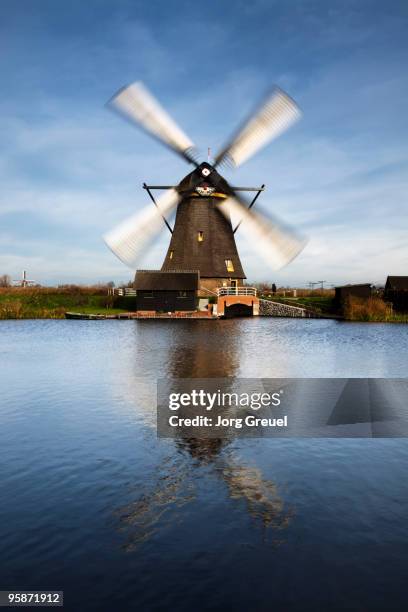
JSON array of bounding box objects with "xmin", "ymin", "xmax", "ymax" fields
[
  {"xmin": 343, "ymin": 296, "xmax": 392, "ymax": 322},
  {"xmin": 0, "ymin": 286, "xmax": 112, "ymax": 319}
]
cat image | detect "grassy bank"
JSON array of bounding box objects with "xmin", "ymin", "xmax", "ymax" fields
[
  {"xmin": 343, "ymin": 296, "xmax": 408, "ymax": 322},
  {"xmin": 260, "ymin": 293, "xmax": 408, "ymax": 322},
  {"xmin": 1, "ymin": 287, "xmax": 407, "ymax": 322},
  {"xmin": 0, "ymin": 287, "xmax": 131, "ymax": 319},
  {"xmin": 260, "ymin": 294, "xmax": 335, "ymax": 315}
]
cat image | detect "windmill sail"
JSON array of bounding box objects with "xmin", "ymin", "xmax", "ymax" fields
[
  {"xmin": 215, "ymin": 87, "xmax": 301, "ymax": 168},
  {"xmin": 220, "ymin": 196, "xmax": 307, "ymax": 270},
  {"xmin": 108, "ymin": 82, "xmax": 197, "ymax": 165},
  {"xmin": 103, "ymin": 189, "xmax": 179, "ymax": 268}
]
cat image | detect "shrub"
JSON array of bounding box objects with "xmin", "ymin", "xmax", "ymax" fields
[
  {"xmin": 0, "ymin": 300, "xmax": 23, "ymax": 319},
  {"xmin": 343, "ymin": 296, "xmax": 391, "ymax": 321}
]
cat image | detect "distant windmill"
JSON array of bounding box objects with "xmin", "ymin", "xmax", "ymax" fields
[{"xmin": 13, "ymin": 270, "xmax": 36, "ymax": 288}]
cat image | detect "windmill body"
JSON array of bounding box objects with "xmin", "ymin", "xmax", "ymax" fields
[{"xmin": 161, "ymin": 164, "xmax": 245, "ymax": 292}]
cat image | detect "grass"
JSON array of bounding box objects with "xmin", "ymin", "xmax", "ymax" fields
[
  {"xmin": 388, "ymin": 313, "xmax": 408, "ymax": 323},
  {"xmin": 260, "ymin": 295, "xmax": 335, "ymax": 315},
  {"xmin": 71, "ymin": 306, "xmax": 130, "ymax": 315},
  {"xmin": 260, "ymin": 293, "xmax": 408, "ymax": 322},
  {"xmin": 0, "ymin": 287, "xmax": 130, "ymax": 319},
  {"xmin": 342, "ymin": 296, "xmax": 405, "ymax": 322},
  {"xmin": 1, "ymin": 287, "xmax": 407, "ymax": 322}
]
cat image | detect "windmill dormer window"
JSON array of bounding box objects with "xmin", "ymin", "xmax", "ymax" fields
[
  {"xmin": 225, "ymin": 259, "xmax": 235, "ymax": 272},
  {"xmin": 197, "ymin": 231, "xmax": 204, "ymax": 242},
  {"xmin": 169, "ymin": 250, "xmax": 174, "ymax": 259}
]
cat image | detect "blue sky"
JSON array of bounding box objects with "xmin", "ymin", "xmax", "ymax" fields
[{"xmin": 1, "ymin": 0, "xmax": 407, "ymax": 286}]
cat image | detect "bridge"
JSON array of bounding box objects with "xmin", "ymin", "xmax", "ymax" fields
[
  {"xmin": 215, "ymin": 287, "xmax": 259, "ymax": 317},
  {"xmin": 212, "ymin": 288, "xmax": 321, "ymax": 318}
]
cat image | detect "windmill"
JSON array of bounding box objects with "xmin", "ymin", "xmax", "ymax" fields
[
  {"xmin": 104, "ymin": 82, "xmax": 306, "ymax": 293},
  {"xmin": 12, "ymin": 270, "xmax": 36, "ymax": 288}
]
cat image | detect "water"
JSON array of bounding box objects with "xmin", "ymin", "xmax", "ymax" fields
[{"xmin": 1, "ymin": 319, "xmax": 408, "ymax": 611}]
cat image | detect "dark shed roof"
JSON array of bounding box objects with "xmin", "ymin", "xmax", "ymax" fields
[
  {"xmin": 135, "ymin": 270, "xmax": 199, "ymax": 291},
  {"xmin": 385, "ymin": 276, "xmax": 408, "ymax": 291},
  {"xmin": 335, "ymin": 283, "xmax": 371, "ymax": 290}
]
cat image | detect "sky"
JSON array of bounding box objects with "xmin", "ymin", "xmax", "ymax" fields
[{"xmin": 0, "ymin": 0, "xmax": 407, "ymax": 287}]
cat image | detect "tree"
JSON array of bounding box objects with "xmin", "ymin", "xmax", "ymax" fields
[
  {"xmin": 272, "ymin": 283, "xmax": 277, "ymax": 294},
  {"xmin": 0, "ymin": 274, "xmax": 11, "ymax": 287}
]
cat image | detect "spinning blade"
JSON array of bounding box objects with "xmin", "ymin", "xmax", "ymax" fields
[
  {"xmin": 214, "ymin": 87, "xmax": 301, "ymax": 168},
  {"xmin": 108, "ymin": 82, "xmax": 197, "ymax": 165},
  {"xmin": 103, "ymin": 188, "xmax": 180, "ymax": 268},
  {"xmin": 219, "ymin": 195, "xmax": 307, "ymax": 270}
]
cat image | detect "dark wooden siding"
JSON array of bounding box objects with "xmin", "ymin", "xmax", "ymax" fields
[
  {"xmin": 384, "ymin": 276, "xmax": 408, "ymax": 311},
  {"xmin": 334, "ymin": 284, "xmax": 371, "ymax": 304},
  {"xmin": 136, "ymin": 290, "xmax": 196, "ymax": 312}
]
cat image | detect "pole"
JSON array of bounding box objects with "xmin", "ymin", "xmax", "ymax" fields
[
  {"xmin": 233, "ymin": 184, "xmax": 265, "ymax": 233},
  {"xmin": 143, "ymin": 183, "xmax": 173, "ymax": 234}
]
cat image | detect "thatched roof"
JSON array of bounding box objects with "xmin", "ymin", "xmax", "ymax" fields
[
  {"xmin": 135, "ymin": 270, "xmax": 199, "ymax": 291},
  {"xmin": 161, "ymin": 197, "xmax": 246, "ymax": 279}
]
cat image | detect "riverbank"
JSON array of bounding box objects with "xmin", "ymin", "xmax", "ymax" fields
[
  {"xmin": 1, "ymin": 287, "xmax": 407, "ymax": 322},
  {"xmin": 0, "ymin": 287, "xmax": 130, "ymax": 319},
  {"xmin": 260, "ymin": 294, "xmax": 408, "ymax": 323}
]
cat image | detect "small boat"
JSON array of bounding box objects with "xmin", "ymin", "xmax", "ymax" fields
[{"xmin": 65, "ymin": 312, "xmax": 106, "ymax": 320}]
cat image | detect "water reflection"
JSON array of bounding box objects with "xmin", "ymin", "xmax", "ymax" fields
[
  {"xmin": 220, "ymin": 460, "xmax": 293, "ymax": 530},
  {"xmin": 3, "ymin": 320, "xmax": 407, "ymax": 609},
  {"xmin": 126, "ymin": 320, "xmax": 242, "ymax": 379},
  {"xmin": 165, "ymin": 321, "xmax": 240, "ymax": 379},
  {"xmin": 115, "ymin": 321, "xmax": 292, "ymax": 548},
  {"xmin": 116, "ymin": 453, "xmax": 195, "ymax": 552}
]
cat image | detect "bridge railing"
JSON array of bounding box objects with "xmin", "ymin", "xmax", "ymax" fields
[
  {"xmin": 110, "ymin": 287, "xmax": 137, "ymax": 296},
  {"xmin": 216, "ymin": 287, "xmax": 257, "ymax": 297}
]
